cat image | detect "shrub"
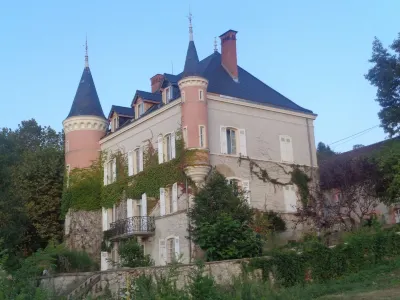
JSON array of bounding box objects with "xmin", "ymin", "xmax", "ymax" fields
[{"xmin": 117, "ymin": 238, "xmax": 154, "ymax": 268}]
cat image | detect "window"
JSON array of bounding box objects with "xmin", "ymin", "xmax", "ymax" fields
[
  {"xmin": 199, "ymin": 125, "xmax": 206, "ymax": 148},
  {"xmin": 199, "ymin": 89, "xmax": 204, "ymax": 101},
  {"xmin": 181, "ymin": 91, "xmax": 185, "ymax": 102},
  {"xmin": 227, "ymin": 178, "xmax": 250, "ymax": 203},
  {"xmin": 227, "ymin": 128, "xmax": 237, "ymax": 154},
  {"xmin": 279, "ymin": 135, "xmax": 294, "ymax": 163},
  {"xmin": 183, "ymin": 127, "xmax": 188, "ymax": 148},
  {"xmin": 113, "ymin": 117, "xmax": 118, "ymax": 131},
  {"xmin": 166, "ymin": 237, "xmax": 176, "ymax": 263},
  {"xmin": 166, "ymin": 134, "xmax": 173, "ymax": 161},
  {"xmin": 168, "ymin": 187, "xmax": 173, "ymax": 214},
  {"xmin": 134, "ymin": 148, "xmax": 141, "ymax": 174},
  {"xmin": 229, "ymin": 178, "xmax": 241, "ymax": 196},
  {"xmin": 138, "ymin": 103, "xmax": 145, "ymax": 117},
  {"xmin": 166, "ymin": 87, "xmax": 173, "ymax": 103},
  {"xmin": 65, "ymin": 141, "xmax": 69, "ymax": 153},
  {"xmin": 283, "ymin": 185, "xmax": 297, "ymax": 212},
  {"xmin": 107, "ymin": 160, "xmax": 113, "ymax": 184},
  {"xmin": 220, "ymin": 127, "xmax": 247, "ymax": 156}
]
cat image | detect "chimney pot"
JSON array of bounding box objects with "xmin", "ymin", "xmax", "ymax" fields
[
  {"xmin": 150, "ymin": 74, "xmax": 164, "ymax": 93},
  {"xmin": 219, "ymin": 30, "xmax": 238, "ymax": 81}
]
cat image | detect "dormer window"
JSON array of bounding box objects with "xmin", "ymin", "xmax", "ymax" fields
[
  {"xmin": 138, "ymin": 103, "xmax": 145, "ymax": 117},
  {"xmin": 113, "ymin": 117, "xmax": 118, "ymax": 131},
  {"xmin": 166, "ymin": 87, "xmax": 173, "ymax": 103}
]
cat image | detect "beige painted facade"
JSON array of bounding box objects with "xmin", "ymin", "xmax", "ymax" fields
[{"xmin": 99, "ymin": 93, "xmax": 317, "ymax": 268}]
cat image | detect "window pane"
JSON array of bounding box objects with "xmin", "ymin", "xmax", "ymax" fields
[
  {"xmin": 166, "ymin": 135, "xmax": 172, "ymax": 161},
  {"xmin": 231, "ymin": 130, "xmax": 237, "ymax": 154},
  {"xmin": 135, "ymin": 150, "xmax": 139, "ymax": 173}
]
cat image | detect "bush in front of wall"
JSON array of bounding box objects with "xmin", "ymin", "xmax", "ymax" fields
[{"xmin": 117, "ymin": 238, "xmax": 154, "ymax": 268}]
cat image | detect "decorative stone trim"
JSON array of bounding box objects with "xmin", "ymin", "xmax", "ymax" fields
[
  {"xmin": 178, "ymin": 76, "xmax": 208, "ymax": 89},
  {"xmin": 184, "ymin": 165, "xmax": 211, "ymax": 187},
  {"xmin": 63, "ymin": 116, "xmax": 108, "ymax": 133}
]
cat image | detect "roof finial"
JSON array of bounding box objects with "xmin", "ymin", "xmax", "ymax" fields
[
  {"xmin": 187, "ymin": 7, "xmax": 193, "ymax": 41},
  {"xmin": 85, "ymin": 35, "xmax": 89, "ymax": 68},
  {"xmin": 214, "ymin": 37, "xmax": 217, "ymax": 52}
]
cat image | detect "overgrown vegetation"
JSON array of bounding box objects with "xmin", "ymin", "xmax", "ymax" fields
[
  {"xmin": 115, "ymin": 237, "xmax": 154, "ymax": 268},
  {"xmin": 188, "ymin": 171, "xmax": 262, "ymax": 261}
]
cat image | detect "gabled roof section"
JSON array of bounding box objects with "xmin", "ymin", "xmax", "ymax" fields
[
  {"xmin": 182, "ymin": 41, "xmax": 200, "ymax": 77},
  {"xmin": 108, "ymin": 105, "xmax": 134, "ymax": 119},
  {"xmin": 67, "ymin": 67, "xmax": 105, "ymax": 119},
  {"xmin": 131, "ymin": 90, "xmax": 162, "ymax": 106}
]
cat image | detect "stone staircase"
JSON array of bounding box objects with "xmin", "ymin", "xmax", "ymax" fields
[{"xmin": 66, "ymin": 273, "xmax": 101, "ymax": 300}]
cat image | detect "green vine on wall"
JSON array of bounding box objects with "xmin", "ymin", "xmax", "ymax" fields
[
  {"xmin": 62, "ymin": 130, "xmax": 195, "ymax": 214},
  {"xmin": 238, "ymin": 156, "xmax": 312, "ymax": 207}
]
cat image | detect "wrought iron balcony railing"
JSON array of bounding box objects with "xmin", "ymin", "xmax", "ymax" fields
[{"xmin": 106, "ymin": 216, "xmax": 155, "ymax": 240}]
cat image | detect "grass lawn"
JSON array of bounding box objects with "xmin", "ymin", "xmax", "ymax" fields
[{"xmin": 268, "ymin": 257, "xmax": 400, "ymax": 299}]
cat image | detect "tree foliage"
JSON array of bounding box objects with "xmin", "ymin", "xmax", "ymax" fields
[
  {"xmin": 365, "ymin": 34, "xmax": 400, "ymax": 136},
  {"xmin": 188, "ymin": 171, "xmax": 261, "ymax": 261},
  {"xmin": 317, "ymin": 142, "xmax": 336, "ymax": 162},
  {"xmin": 0, "ymin": 119, "xmax": 64, "ymax": 270}
]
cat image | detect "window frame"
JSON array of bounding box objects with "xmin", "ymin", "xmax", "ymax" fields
[
  {"xmin": 166, "ymin": 236, "xmax": 176, "ymax": 264},
  {"xmin": 226, "ymin": 177, "xmax": 242, "ymax": 196},
  {"xmin": 134, "ymin": 147, "xmax": 140, "ymax": 174},
  {"xmin": 199, "ymin": 125, "xmax": 206, "ymax": 148},
  {"xmin": 199, "ymin": 89, "xmax": 204, "ymax": 101},
  {"xmin": 166, "ymin": 87, "xmax": 173, "ymax": 103},
  {"xmin": 226, "ymin": 127, "xmax": 238, "ymax": 155},
  {"xmin": 165, "ymin": 134, "xmax": 173, "ymax": 161},
  {"xmin": 138, "ymin": 102, "xmax": 145, "ymax": 117}
]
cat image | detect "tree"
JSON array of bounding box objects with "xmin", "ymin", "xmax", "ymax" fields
[
  {"xmin": 353, "ymin": 144, "xmax": 365, "ymax": 150},
  {"xmin": 117, "ymin": 238, "xmax": 153, "ymax": 268},
  {"xmin": 365, "ymin": 34, "xmax": 400, "ymax": 137},
  {"xmin": 188, "ymin": 171, "xmax": 261, "ymax": 261},
  {"xmin": 317, "ymin": 142, "xmax": 336, "ymax": 162}
]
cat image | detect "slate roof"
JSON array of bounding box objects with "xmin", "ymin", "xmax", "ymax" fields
[
  {"xmin": 67, "ymin": 67, "xmax": 105, "ymax": 119},
  {"xmin": 132, "ymin": 90, "xmax": 162, "ymax": 105},
  {"xmin": 108, "ymin": 105, "xmax": 134, "ymax": 119},
  {"xmin": 182, "ymin": 41, "xmax": 200, "ymax": 77}
]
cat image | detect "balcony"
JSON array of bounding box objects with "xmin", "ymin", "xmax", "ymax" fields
[{"xmin": 106, "ymin": 216, "xmax": 156, "ymax": 241}]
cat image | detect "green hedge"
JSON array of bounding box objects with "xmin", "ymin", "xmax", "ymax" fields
[{"xmin": 249, "ymin": 228, "xmax": 400, "ymax": 287}]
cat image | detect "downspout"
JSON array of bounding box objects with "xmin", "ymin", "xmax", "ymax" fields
[{"xmin": 186, "ymin": 178, "xmax": 192, "ymax": 263}]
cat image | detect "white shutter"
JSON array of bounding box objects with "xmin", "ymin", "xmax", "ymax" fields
[
  {"xmin": 103, "ymin": 162, "xmax": 108, "ymax": 185},
  {"xmin": 174, "ymin": 236, "xmax": 180, "ymax": 259},
  {"xmin": 279, "ymin": 136, "xmax": 288, "ymax": 162},
  {"xmin": 171, "ymin": 131, "xmax": 176, "ymax": 159},
  {"xmin": 220, "ymin": 126, "xmax": 227, "ymax": 154},
  {"xmin": 139, "ymin": 147, "xmax": 144, "ymax": 171},
  {"xmin": 242, "ymin": 180, "xmax": 250, "ymax": 204},
  {"xmin": 112, "ymin": 204, "xmax": 116, "ymax": 222},
  {"xmin": 172, "ymin": 183, "xmax": 178, "ymax": 212},
  {"xmin": 127, "ymin": 199, "xmax": 133, "ymax": 218},
  {"xmin": 102, "ymin": 208, "xmax": 108, "ymax": 231},
  {"xmin": 239, "ymin": 129, "xmax": 247, "ymax": 157},
  {"xmin": 128, "ymin": 151, "xmax": 133, "ymax": 176},
  {"xmin": 286, "ymin": 137, "xmax": 294, "ymax": 162},
  {"xmin": 160, "ymin": 188, "xmax": 166, "ymax": 216},
  {"xmin": 141, "ymin": 193, "xmax": 147, "ymax": 217},
  {"xmin": 159, "ymin": 239, "xmax": 166, "ymax": 265},
  {"xmin": 283, "ymin": 185, "xmax": 297, "ymax": 212},
  {"xmin": 158, "ymin": 135, "xmax": 164, "ymax": 164},
  {"xmin": 112, "ymin": 158, "xmax": 117, "ymax": 182}
]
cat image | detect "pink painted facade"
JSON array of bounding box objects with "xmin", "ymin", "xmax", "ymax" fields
[
  {"xmin": 65, "ymin": 129, "xmax": 105, "ymax": 169},
  {"xmin": 180, "ymin": 79, "xmax": 209, "ymax": 149}
]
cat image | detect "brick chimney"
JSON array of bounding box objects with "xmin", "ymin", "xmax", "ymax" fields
[
  {"xmin": 150, "ymin": 74, "xmax": 164, "ymax": 93},
  {"xmin": 219, "ymin": 30, "xmax": 238, "ymax": 81}
]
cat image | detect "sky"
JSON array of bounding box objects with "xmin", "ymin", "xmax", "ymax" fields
[{"xmin": 0, "ymin": 0, "xmax": 398, "ymax": 152}]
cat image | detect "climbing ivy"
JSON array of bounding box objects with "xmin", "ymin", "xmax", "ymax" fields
[
  {"xmin": 239, "ymin": 156, "xmax": 312, "ymax": 207},
  {"xmin": 62, "ymin": 130, "xmax": 196, "ymax": 213}
]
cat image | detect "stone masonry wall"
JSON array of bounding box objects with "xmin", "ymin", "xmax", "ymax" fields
[
  {"xmin": 64, "ymin": 209, "xmax": 102, "ymax": 265},
  {"xmin": 41, "ymin": 257, "xmax": 264, "ymax": 298}
]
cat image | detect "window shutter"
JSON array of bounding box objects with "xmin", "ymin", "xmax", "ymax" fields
[
  {"xmin": 158, "ymin": 135, "xmax": 164, "ymax": 164},
  {"xmin": 139, "ymin": 147, "xmax": 144, "ymax": 171},
  {"xmin": 103, "ymin": 162, "xmax": 108, "ymax": 185},
  {"xmin": 239, "ymin": 129, "xmax": 247, "ymax": 156},
  {"xmin": 128, "ymin": 151, "xmax": 133, "ymax": 176},
  {"xmin": 242, "ymin": 180, "xmax": 250, "ymax": 204},
  {"xmin": 159, "ymin": 239, "xmax": 166, "ymax": 265},
  {"xmin": 102, "ymin": 208, "xmax": 108, "ymax": 231},
  {"xmin": 283, "ymin": 185, "xmax": 297, "ymax": 212},
  {"xmin": 172, "ymin": 183, "xmax": 178, "ymax": 212},
  {"xmin": 171, "ymin": 131, "xmax": 176, "ymax": 159},
  {"xmin": 127, "ymin": 199, "xmax": 133, "ymax": 218},
  {"xmin": 160, "ymin": 188, "xmax": 166, "ymax": 216},
  {"xmin": 141, "ymin": 193, "xmax": 147, "ymax": 217},
  {"xmin": 220, "ymin": 126, "xmax": 227, "ymax": 154},
  {"xmin": 286, "ymin": 137, "xmax": 294, "ymax": 162},
  {"xmin": 112, "ymin": 158, "xmax": 117, "ymax": 182},
  {"xmin": 174, "ymin": 236, "xmax": 180, "ymax": 259},
  {"xmin": 279, "ymin": 136, "xmax": 287, "ymax": 162}
]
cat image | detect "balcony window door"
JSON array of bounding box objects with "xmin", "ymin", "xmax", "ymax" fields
[
  {"xmin": 227, "ymin": 128, "xmax": 237, "ymax": 155},
  {"xmin": 166, "ymin": 134, "xmax": 173, "ymax": 161}
]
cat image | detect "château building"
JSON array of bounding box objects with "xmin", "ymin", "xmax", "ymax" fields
[{"xmin": 63, "ymin": 18, "xmax": 317, "ymax": 270}]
